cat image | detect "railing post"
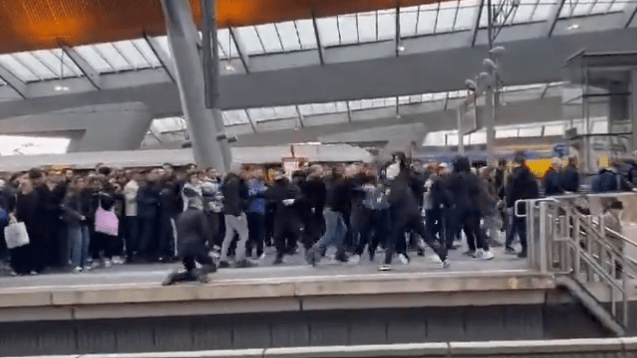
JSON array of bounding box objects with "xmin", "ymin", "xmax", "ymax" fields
[
  {"xmin": 622, "ymin": 250, "xmax": 629, "ymax": 328},
  {"xmin": 574, "ymin": 215, "xmax": 581, "ymax": 280},
  {"xmin": 539, "ymin": 201, "xmax": 548, "ymax": 274}
]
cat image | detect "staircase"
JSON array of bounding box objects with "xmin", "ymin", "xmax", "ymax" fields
[{"xmin": 517, "ymin": 194, "xmax": 637, "ymax": 336}]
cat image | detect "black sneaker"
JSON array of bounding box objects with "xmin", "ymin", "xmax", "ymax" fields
[
  {"xmin": 505, "ymin": 247, "xmax": 517, "ymax": 255},
  {"xmin": 162, "ymin": 271, "xmax": 179, "ymax": 286},
  {"xmin": 463, "ymin": 250, "xmax": 476, "ymax": 258},
  {"xmin": 273, "ymin": 255, "xmax": 284, "ymax": 265},
  {"xmin": 218, "ymin": 261, "xmax": 231, "ymax": 269},
  {"xmin": 235, "ymin": 260, "xmax": 257, "ymax": 268},
  {"xmin": 517, "ymin": 251, "xmax": 527, "ymax": 258}
]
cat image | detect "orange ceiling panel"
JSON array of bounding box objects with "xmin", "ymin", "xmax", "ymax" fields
[{"xmin": 0, "ymin": 0, "xmax": 441, "ymax": 54}]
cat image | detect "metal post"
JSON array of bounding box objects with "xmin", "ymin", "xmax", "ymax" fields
[
  {"xmin": 574, "ymin": 214, "xmax": 581, "ymax": 280},
  {"xmin": 622, "ymin": 250, "xmax": 629, "ymax": 327},
  {"xmin": 160, "ymin": 0, "xmax": 226, "ymax": 172},
  {"xmin": 457, "ymin": 107, "xmax": 465, "ymax": 154},
  {"xmin": 485, "ymin": 0, "xmax": 496, "ymax": 165},
  {"xmin": 202, "ymin": 0, "xmax": 232, "ymax": 170},
  {"xmin": 538, "ymin": 202, "xmax": 548, "ymax": 273}
]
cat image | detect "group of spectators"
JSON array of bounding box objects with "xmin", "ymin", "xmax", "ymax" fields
[{"xmin": 1, "ymin": 150, "xmax": 634, "ymax": 279}]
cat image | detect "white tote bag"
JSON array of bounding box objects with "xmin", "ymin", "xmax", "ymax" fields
[{"xmin": 4, "ymin": 214, "xmax": 30, "ymax": 249}]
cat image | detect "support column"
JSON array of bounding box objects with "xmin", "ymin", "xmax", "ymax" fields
[
  {"xmin": 160, "ymin": 0, "xmax": 228, "ymax": 172},
  {"xmin": 485, "ymin": 86, "xmax": 496, "ymax": 164},
  {"xmin": 632, "ymin": 71, "xmax": 637, "ymax": 153},
  {"xmin": 457, "ymin": 107, "xmax": 465, "ymax": 154}
]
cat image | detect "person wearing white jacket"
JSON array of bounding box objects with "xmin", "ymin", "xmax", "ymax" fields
[{"xmin": 123, "ymin": 171, "xmax": 141, "ymax": 261}]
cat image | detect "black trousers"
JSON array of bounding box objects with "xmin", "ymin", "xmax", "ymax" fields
[
  {"xmin": 448, "ymin": 209, "xmax": 489, "ymax": 251},
  {"xmin": 138, "ymin": 217, "xmax": 157, "ymax": 259},
  {"xmin": 273, "ymin": 216, "xmax": 303, "ymax": 257},
  {"xmin": 124, "ymin": 216, "xmax": 139, "ymax": 258},
  {"xmin": 385, "ymin": 209, "xmax": 445, "ymax": 265},
  {"xmin": 93, "ymin": 232, "xmax": 120, "ymax": 260},
  {"xmin": 354, "ymin": 208, "xmax": 389, "ymax": 259},
  {"xmin": 246, "ymin": 212, "xmax": 265, "ymax": 257},
  {"xmin": 170, "ymin": 245, "xmax": 216, "ymax": 283}
]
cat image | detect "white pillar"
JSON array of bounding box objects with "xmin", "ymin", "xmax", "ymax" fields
[{"xmin": 160, "ymin": 0, "xmax": 229, "ymax": 172}]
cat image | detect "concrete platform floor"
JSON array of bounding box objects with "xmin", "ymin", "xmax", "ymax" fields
[{"xmin": 0, "ymin": 244, "xmax": 529, "ymax": 291}]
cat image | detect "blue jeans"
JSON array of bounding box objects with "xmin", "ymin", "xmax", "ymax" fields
[
  {"xmin": 69, "ymin": 224, "xmax": 90, "ymax": 269},
  {"xmin": 313, "ymin": 209, "xmax": 347, "ymax": 252}
]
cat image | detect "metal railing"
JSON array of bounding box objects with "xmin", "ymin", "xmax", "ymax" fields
[{"xmin": 515, "ymin": 193, "xmax": 637, "ymax": 331}]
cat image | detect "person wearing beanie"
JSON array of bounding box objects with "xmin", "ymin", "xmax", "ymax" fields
[{"xmin": 163, "ymin": 193, "xmax": 216, "ymax": 286}]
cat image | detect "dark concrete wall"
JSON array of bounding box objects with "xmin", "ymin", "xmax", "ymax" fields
[{"xmin": 0, "ymin": 303, "xmax": 611, "ymax": 357}]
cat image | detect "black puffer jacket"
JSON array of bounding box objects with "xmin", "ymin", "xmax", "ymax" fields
[{"xmin": 506, "ymin": 165, "xmax": 539, "ymax": 213}]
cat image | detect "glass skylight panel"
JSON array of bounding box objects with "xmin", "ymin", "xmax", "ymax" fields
[
  {"xmin": 0, "ymin": 55, "xmax": 39, "ymax": 82},
  {"xmin": 357, "ymin": 12, "xmax": 377, "ymax": 42},
  {"xmin": 417, "ymin": 5, "xmax": 438, "ymax": 34},
  {"xmin": 423, "ymin": 131, "xmax": 447, "ymax": 146},
  {"xmin": 592, "ymin": 120, "xmax": 608, "ymax": 134},
  {"xmin": 608, "ymin": 0, "xmax": 627, "ymax": 13},
  {"xmin": 454, "ymin": 1, "xmax": 478, "ymax": 30},
  {"xmin": 218, "ymin": 29, "xmax": 240, "ymax": 59},
  {"xmin": 338, "ymin": 15, "xmax": 359, "ymax": 44},
  {"xmin": 113, "ymin": 41, "xmax": 152, "ymax": 70},
  {"xmin": 371, "ymin": 98, "xmax": 387, "ymax": 108},
  {"xmin": 377, "ymin": 9, "xmax": 397, "ymax": 40},
  {"xmin": 559, "ymin": 0, "xmax": 575, "ymax": 18},
  {"xmin": 154, "ymin": 37, "xmax": 173, "ymax": 59},
  {"xmin": 32, "ymin": 49, "xmax": 82, "ymax": 78},
  {"xmin": 469, "ymin": 131, "xmax": 486, "ymax": 144},
  {"xmin": 436, "ymin": 1, "xmax": 459, "ymax": 33},
  {"xmin": 255, "ymin": 24, "xmax": 284, "ymax": 53},
  {"xmin": 275, "ymin": 22, "xmax": 302, "ymax": 51},
  {"xmin": 479, "ymin": 5, "xmax": 489, "ymax": 27},
  {"xmin": 93, "ymin": 43, "xmax": 133, "ymax": 71},
  {"xmin": 317, "ymin": 17, "xmax": 340, "ymax": 46},
  {"xmin": 544, "ymin": 124, "xmax": 565, "ymax": 136},
  {"xmin": 572, "ymin": 0, "xmax": 595, "ymax": 16},
  {"xmin": 295, "ymin": 20, "xmax": 318, "ymax": 49},
  {"xmin": 400, "ymin": 6, "xmax": 419, "ymax": 37},
  {"xmin": 398, "ymin": 96, "xmax": 411, "ymax": 105},
  {"xmin": 12, "ymin": 52, "xmax": 57, "ymax": 80},
  {"xmin": 496, "ymin": 128, "xmax": 519, "ymax": 138},
  {"xmin": 272, "ymin": 106, "xmax": 297, "ymax": 118},
  {"xmin": 129, "ymin": 39, "xmax": 161, "ymax": 67},
  {"xmin": 531, "ymin": 0, "xmax": 553, "ymax": 21},
  {"xmin": 519, "ymin": 126, "xmax": 542, "ymax": 137},
  {"xmin": 75, "ymin": 45, "xmax": 114, "ymax": 73},
  {"xmin": 589, "ymin": 0, "xmax": 611, "ymax": 14},
  {"xmin": 235, "ymin": 27, "xmax": 265, "ymax": 55},
  {"xmin": 335, "ymin": 101, "xmax": 348, "ymax": 112},
  {"xmin": 512, "ymin": 0, "xmax": 537, "ymax": 23},
  {"xmin": 248, "ymin": 107, "xmax": 277, "ymax": 122},
  {"xmin": 348, "ymin": 100, "xmax": 363, "ymax": 110},
  {"xmin": 223, "ymin": 110, "xmax": 250, "ymax": 125}
]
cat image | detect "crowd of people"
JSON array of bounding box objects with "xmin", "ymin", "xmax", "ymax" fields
[{"xmin": 0, "ymin": 150, "xmax": 635, "ymax": 282}]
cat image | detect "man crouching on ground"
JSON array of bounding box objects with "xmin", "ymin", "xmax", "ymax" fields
[{"xmin": 163, "ymin": 188, "xmax": 217, "ymax": 286}]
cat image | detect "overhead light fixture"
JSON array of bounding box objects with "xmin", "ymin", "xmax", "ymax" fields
[
  {"xmin": 567, "ymin": 24, "xmax": 580, "ymax": 30},
  {"xmin": 397, "ymin": 43, "xmax": 406, "ymax": 53},
  {"xmin": 225, "ymin": 63, "xmax": 235, "ymax": 71},
  {"xmin": 54, "ymin": 85, "xmax": 70, "ymax": 92}
]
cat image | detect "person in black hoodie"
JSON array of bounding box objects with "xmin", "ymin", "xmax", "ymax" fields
[
  {"xmin": 163, "ymin": 191, "xmax": 216, "ymax": 286},
  {"xmin": 505, "ymin": 152, "xmax": 540, "ymax": 258},
  {"xmin": 267, "ymin": 170, "xmax": 305, "ymax": 265},
  {"xmin": 543, "ymin": 158, "xmax": 564, "ymax": 197},
  {"xmin": 380, "ymin": 154, "xmax": 447, "ymax": 271},
  {"xmin": 219, "ymin": 172, "xmax": 254, "ymax": 268},
  {"xmin": 445, "ymin": 156, "xmax": 493, "ymax": 260},
  {"xmin": 28, "ymin": 169, "xmax": 56, "ymax": 272},
  {"xmin": 300, "ymin": 165, "xmax": 327, "ymax": 249},
  {"xmin": 305, "ymin": 167, "xmax": 352, "ymax": 266},
  {"xmin": 137, "ymin": 171, "xmax": 161, "ymax": 261}
]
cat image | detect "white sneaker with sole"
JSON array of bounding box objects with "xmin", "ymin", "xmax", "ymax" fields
[
  {"xmin": 378, "ymin": 264, "xmax": 392, "ymax": 271},
  {"xmin": 477, "ymin": 249, "xmax": 494, "ymax": 261},
  {"xmin": 398, "ymin": 254, "xmax": 409, "ymax": 265},
  {"xmin": 348, "ymin": 254, "xmax": 361, "ymax": 265}
]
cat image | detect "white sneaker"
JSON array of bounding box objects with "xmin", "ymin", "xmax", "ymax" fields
[
  {"xmin": 348, "ymin": 254, "xmax": 361, "ymax": 265},
  {"xmin": 429, "ymin": 255, "xmax": 443, "ymax": 264},
  {"xmin": 477, "ymin": 249, "xmax": 494, "ymax": 261},
  {"xmin": 103, "ymin": 259, "xmax": 112, "ymax": 268},
  {"xmin": 74, "ymin": 267, "xmax": 82, "ymax": 273},
  {"xmin": 442, "ymin": 259, "xmax": 450, "ymax": 269},
  {"xmin": 398, "ymin": 254, "xmax": 410, "ymax": 265},
  {"xmin": 378, "ymin": 264, "xmax": 392, "ymax": 271}
]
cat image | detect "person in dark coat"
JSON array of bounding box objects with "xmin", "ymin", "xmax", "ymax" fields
[
  {"xmin": 592, "ymin": 165, "xmax": 620, "ymax": 193},
  {"xmin": 267, "ymin": 170, "xmax": 305, "ymax": 265},
  {"xmin": 136, "ymin": 171, "xmax": 161, "ymax": 261},
  {"xmin": 543, "ymin": 158, "xmax": 564, "ymax": 197},
  {"xmin": 445, "ymin": 156, "xmax": 493, "ymax": 260},
  {"xmin": 561, "ymin": 156, "xmax": 580, "ymax": 193},
  {"xmin": 299, "ymin": 165, "xmax": 327, "ymax": 249},
  {"xmin": 162, "ymin": 191, "xmax": 216, "ymax": 286},
  {"xmin": 505, "ymin": 152, "xmax": 540, "ymax": 258}
]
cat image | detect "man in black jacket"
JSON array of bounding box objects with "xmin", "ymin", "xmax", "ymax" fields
[
  {"xmin": 505, "ymin": 152, "xmax": 540, "ymax": 258},
  {"xmin": 219, "ymin": 172, "xmax": 254, "ymax": 268},
  {"xmin": 162, "ymin": 193, "xmax": 216, "ymax": 286},
  {"xmin": 267, "ymin": 170, "xmax": 305, "ymax": 264}
]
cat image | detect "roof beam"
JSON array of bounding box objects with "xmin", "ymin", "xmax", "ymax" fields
[
  {"xmin": 245, "ymin": 109, "xmax": 257, "ymax": 133},
  {"xmin": 471, "ymin": 0, "xmax": 485, "ymax": 47},
  {"xmin": 0, "ymin": 63, "xmax": 26, "ymax": 99},
  {"xmin": 546, "ymin": 0, "xmax": 567, "ymax": 38},
  {"xmin": 625, "ymin": 3, "xmax": 637, "ymax": 28},
  {"xmin": 148, "ymin": 129, "xmax": 164, "ymax": 144},
  {"xmin": 144, "ymin": 34, "xmax": 176, "ymax": 83},
  {"xmin": 61, "ymin": 46, "xmax": 101, "ymax": 89},
  {"xmin": 312, "ymin": 13, "xmax": 325, "ymax": 65},
  {"xmin": 295, "ymin": 105, "xmax": 305, "ymax": 128},
  {"xmin": 228, "ymin": 27, "xmax": 251, "ymax": 74},
  {"xmin": 395, "ymin": 5, "xmax": 402, "ymax": 56}
]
